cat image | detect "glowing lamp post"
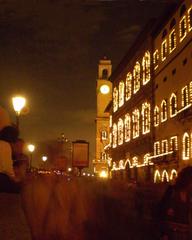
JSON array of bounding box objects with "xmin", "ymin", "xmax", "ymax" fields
[
  {"xmin": 42, "ymin": 155, "xmax": 48, "ymax": 162},
  {"xmin": 12, "ymin": 96, "xmax": 26, "ymax": 129},
  {"xmin": 28, "ymin": 144, "xmax": 35, "ymax": 169}
]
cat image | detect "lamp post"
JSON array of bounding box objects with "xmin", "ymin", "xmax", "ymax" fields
[
  {"xmin": 12, "ymin": 96, "xmax": 26, "ymax": 130},
  {"xmin": 28, "ymin": 144, "xmax": 35, "ymax": 169}
]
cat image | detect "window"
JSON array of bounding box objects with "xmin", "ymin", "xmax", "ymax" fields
[
  {"xmin": 112, "ymin": 123, "xmax": 117, "ymax": 148},
  {"xmin": 154, "ymin": 142, "xmax": 160, "ymax": 155},
  {"xmin": 162, "ymin": 140, "xmax": 168, "ymax": 153},
  {"xmin": 180, "ymin": 16, "xmax": 187, "ymax": 42},
  {"xmin": 124, "ymin": 114, "xmax": 131, "ymax": 142},
  {"xmin": 169, "ymin": 29, "xmax": 176, "ymax": 53},
  {"xmin": 113, "ymin": 87, "xmax": 118, "ymax": 112},
  {"xmin": 102, "ymin": 69, "xmax": 108, "ymax": 79},
  {"xmin": 142, "ymin": 102, "xmax": 150, "ymax": 134},
  {"xmin": 132, "ymin": 109, "xmax": 140, "ymax": 139},
  {"xmin": 170, "ymin": 93, "xmax": 177, "ymax": 117},
  {"xmin": 170, "ymin": 136, "xmax": 178, "ymax": 151},
  {"xmin": 118, "ymin": 118, "xmax": 124, "ymax": 145},
  {"xmin": 161, "ymin": 100, "xmax": 167, "ymax": 122},
  {"xmin": 154, "ymin": 106, "xmax": 160, "ymax": 127},
  {"xmin": 125, "ymin": 72, "xmax": 132, "ymax": 101},
  {"xmin": 119, "ymin": 81, "xmax": 124, "ymax": 107},
  {"xmin": 133, "ymin": 62, "xmax": 141, "ymax": 94},
  {"xmin": 182, "ymin": 132, "xmax": 190, "ymax": 160},
  {"xmin": 153, "ymin": 50, "xmax": 159, "ymax": 70},
  {"xmin": 188, "ymin": 7, "xmax": 192, "ymax": 32},
  {"xmin": 142, "ymin": 51, "xmax": 151, "ymax": 85},
  {"xmin": 161, "ymin": 39, "xmax": 167, "ymax": 61},
  {"xmin": 182, "ymin": 86, "xmax": 189, "ymax": 107},
  {"xmin": 101, "ymin": 130, "xmax": 107, "ymax": 140}
]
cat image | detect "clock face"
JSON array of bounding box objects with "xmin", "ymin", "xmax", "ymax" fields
[{"xmin": 100, "ymin": 84, "xmax": 110, "ymax": 94}]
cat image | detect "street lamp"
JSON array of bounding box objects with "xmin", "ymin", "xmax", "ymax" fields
[
  {"xmin": 42, "ymin": 155, "xmax": 48, "ymax": 162},
  {"xmin": 12, "ymin": 96, "xmax": 26, "ymax": 129},
  {"xmin": 28, "ymin": 144, "xmax": 35, "ymax": 169}
]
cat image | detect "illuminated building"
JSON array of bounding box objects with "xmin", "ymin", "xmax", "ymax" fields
[
  {"xmin": 107, "ymin": 0, "xmax": 192, "ymax": 183},
  {"xmin": 94, "ymin": 57, "xmax": 112, "ymax": 175}
]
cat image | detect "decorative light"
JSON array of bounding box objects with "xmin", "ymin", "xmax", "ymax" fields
[
  {"xmin": 132, "ymin": 109, "xmax": 140, "ymax": 139},
  {"xmin": 42, "ymin": 156, "xmax": 48, "ymax": 162},
  {"xmin": 112, "ymin": 123, "xmax": 117, "ymax": 148},
  {"xmin": 170, "ymin": 136, "xmax": 178, "ymax": 151},
  {"xmin": 188, "ymin": 7, "xmax": 192, "ymax": 32},
  {"xmin": 118, "ymin": 81, "xmax": 125, "ymax": 107},
  {"xmin": 161, "ymin": 100, "xmax": 167, "ymax": 122},
  {"xmin": 181, "ymin": 86, "xmax": 189, "ymax": 107},
  {"xmin": 161, "ymin": 170, "xmax": 169, "ymax": 182},
  {"xmin": 179, "ymin": 15, "xmax": 187, "ymax": 42},
  {"xmin": 100, "ymin": 84, "xmax": 110, "ymax": 94},
  {"xmin": 169, "ymin": 29, "xmax": 177, "ymax": 53},
  {"xmin": 113, "ymin": 87, "xmax": 118, "ymax": 112},
  {"xmin": 170, "ymin": 169, "xmax": 177, "ymax": 180},
  {"xmin": 125, "ymin": 72, "xmax": 132, "ymax": 101},
  {"xmin": 182, "ymin": 132, "xmax": 190, "ymax": 160},
  {"xmin": 170, "ymin": 93, "xmax": 177, "ymax": 117},
  {"xmin": 99, "ymin": 170, "xmax": 108, "ymax": 178},
  {"xmin": 162, "ymin": 139, "xmax": 168, "ymax": 153},
  {"xmin": 154, "ymin": 106, "xmax": 160, "ymax": 127},
  {"xmin": 119, "ymin": 160, "xmax": 125, "ymax": 169},
  {"xmin": 124, "ymin": 113, "xmax": 131, "ymax": 142},
  {"xmin": 12, "ymin": 96, "xmax": 26, "ymax": 114},
  {"xmin": 142, "ymin": 51, "xmax": 151, "ymax": 85},
  {"xmin": 133, "ymin": 62, "xmax": 141, "ymax": 94},
  {"xmin": 161, "ymin": 39, "xmax": 167, "ymax": 62},
  {"xmin": 28, "ymin": 144, "xmax": 35, "ymax": 153},
  {"xmin": 190, "ymin": 82, "xmax": 192, "ymax": 102},
  {"xmin": 154, "ymin": 170, "xmax": 161, "ymax": 183},
  {"xmin": 142, "ymin": 102, "xmax": 150, "ymax": 134},
  {"xmin": 117, "ymin": 118, "xmax": 124, "ymax": 145},
  {"xmin": 153, "ymin": 50, "xmax": 159, "ymax": 70},
  {"xmin": 154, "ymin": 142, "xmax": 160, "ymax": 155}
]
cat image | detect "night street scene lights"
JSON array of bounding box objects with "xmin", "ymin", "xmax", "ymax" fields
[
  {"xmin": 27, "ymin": 144, "xmax": 35, "ymax": 168},
  {"xmin": 12, "ymin": 96, "xmax": 26, "ymax": 130}
]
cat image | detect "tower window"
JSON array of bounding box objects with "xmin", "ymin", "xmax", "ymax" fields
[{"xmin": 102, "ymin": 69, "xmax": 108, "ymax": 79}]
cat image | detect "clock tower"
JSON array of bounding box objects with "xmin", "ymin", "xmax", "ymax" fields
[{"xmin": 95, "ymin": 57, "xmax": 112, "ymax": 176}]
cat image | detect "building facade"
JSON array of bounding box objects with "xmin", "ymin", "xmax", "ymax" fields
[{"xmin": 109, "ymin": 0, "xmax": 192, "ymax": 183}]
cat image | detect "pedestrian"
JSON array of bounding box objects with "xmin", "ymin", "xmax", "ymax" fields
[{"xmin": 0, "ymin": 125, "xmax": 21, "ymax": 193}]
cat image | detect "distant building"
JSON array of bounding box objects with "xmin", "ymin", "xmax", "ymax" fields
[
  {"xmin": 94, "ymin": 57, "xmax": 112, "ymax": 175},
  {"xmin": 108, "ymin": 0, "xmax": 192, "ymax": 183}
]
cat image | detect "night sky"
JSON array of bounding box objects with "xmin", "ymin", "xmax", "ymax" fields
[{"xmin": 0, "ymin": 0, "xmax": 174, "ymax": 163}]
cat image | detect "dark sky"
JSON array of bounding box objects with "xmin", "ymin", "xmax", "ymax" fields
[{"xmin": 0, "ymin": 0, "xmax": 173, "ymax": 161}]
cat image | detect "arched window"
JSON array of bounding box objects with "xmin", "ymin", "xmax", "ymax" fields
[
  {"xmin": 188, "ymin": 7, "xmax": 192, "ymax": 32},
  {"xmin": 170, "ymin": 93, "xmax": 177, "ymax": 117},
  {"xmin": 142, "ymin": 102, "xmax": 150, "ymax": 134},
  {"xmin": 170, "ymin": 136, "xmax": 178, "ymax": 152},
  {"xmin": 182, "ymin": 132, "xmax": 190, "ymax": 160},
  {"xmin": 154, "ymin": 170, "xmax": 161, "ymax": 183},
  {"xmin": 118, "ymin": 118, "xmax": 124, "ymax": 145},
  {"xmin": 154, "ymin": 106, "xmax": 160, "ymax": 127},
  {"xmin": 125, "ymin": 72, "xmax": 132, "ymax": 101},
  {"xmin": 102, "ymin": 69, "xmax": 108, "ymax": 79},
  {"xmin": 170, "ymin": 169, "xmax": 178, "ymax": 181},
  {"xmin": 162, "ymin": 170, "xmax": 169, "ymax": 182},
  {"xmin": 182, "ymin": 86, "xmax": 189, "ymax": 107},
  {"xmin": 180, "ymin": 15, "xmax": 187, "ymax": 42},
  {"xmin": 124, "ymin": 113, "xmax": 131, "ymax": 142},
  {"xmin": 119, "ymin": 81, "xmax": 124, "ymax": 107},
  {"xmin": 154, "ymin": 142, "xmax": 160, "ymax": 155},
  {"xmin": 161, "ymin": 100, "xmax": 167, "ymax": 122},
  {"xmin": 169, "ymin": 29, "xmax": 176, "ymax": 53},
  {"xmin": 133, "ymin": 62, "xmax": 141, "ymax": 94},
  {"xmin": 161, "ymin": 39, "xmax": 167, "ymax": 61},
  {"xmin": 112, "ymin": 123, "xmax": 117, "ymax": 148},
  {"xmin": 153, "ymin": 50, "xmax": 159, "ymax": 70},
  {"xmin": 132, "ymin": 109, "xmax": 140, "ymax": 138},
  {"xmin": 113, "ymin": 87, "xmax": 118, "ymax": 112},
  {"xmin": 162, "ymin": 140, "xmax": 168, "ymax": 153},
  {"xmin": 142, "ymin": 51, "xmax": 151, "ymax": 85}
]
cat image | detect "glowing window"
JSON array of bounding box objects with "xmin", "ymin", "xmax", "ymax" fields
[
  {"xmin": 170, "ymin": 169, "xmax": 177, "ymax": 181},
  {"xmin": 142, "ymin": 51, "xmax": 151, "ymax": 85},
  {"xmin": 113, "ymin": 87, "xmax": 118, "ymax": 112},
  {"xmin": 170, "ymin": 93, "xmax": 177, "ymax": 117},
  {"xmin": 125, "ymin": 72, "xmax": 132, "ymax": 101},
  {"xmin": 133, "ymin": 62, "xmax": 141, "ymax": 94},
  {"xmin": 161, "ymin": 100, "xmax": 167, "ymax": 122},
  {"xmin": 101, "ymin": 130, "xmax": 107, "ymax": 140},
  {"xmin": 180, "ymin": 16, "xmax": 187, "ymax": 42},
  {"xmin": 182, "ymin": 132, "xmax": 190, "ymax": 160},
  {"xmin": 161, "ymin": 39, "xmax": 167, "ymax": 61},
  {"xmin": 119, "ymin": 81, "xmax": 124, "ymax": 107},
  {"xmin": 132, "ymin": 109, "xmax": 140, "ymax": 139},
  {"xmin": 182, "ymin": 86, "xmax": 189, "ymax": 107},
  {"xmin": 169, "ymin": 29, "xmax": 177, "ymax": 53},
  {"xmin": 154, "ymin": 106, "xmax": 160, "ymax": 127},
  {"xmin": 154, "ymin": 170, "xmax": 161, "ymax": 183},
  {"xmin": 188, "ymin": 7, "xmax": 192, "ymax": 32},
  {"xmin": 142, "ymin": 102, "xmax": 150, "ymax": 134},
  {"xmin": 154, "ymin": 142, "xmax": 160, "ymax": 155},
  {"xmin": 118, "ymin": 118, "xmax": 124, "ymax": 145},
  {"xmin": 162, "ymin": 140, "xmax": 168, "ymax": 153},
  {"xmin": 170, "ymin": 136, "xmax": 178, "ymax": 151},
  {"xmin": 112, "ymin": 123, "xmax": 117, "ymax": 148},
  {"xmin": 162, "ymin": 170, "xmax": 169, "ymax": 182},
  {"xmin": 124, "ymin": 114, "xmax": 131, "ymax": 142},
  {"xmin": 153, "ymin": 50, "xmax": 159, "ymax": 70}
]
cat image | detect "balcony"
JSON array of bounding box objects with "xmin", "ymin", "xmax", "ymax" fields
[{"xmin": 151, "ymin": 150, "xmax": 179, "ymax": 165}]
